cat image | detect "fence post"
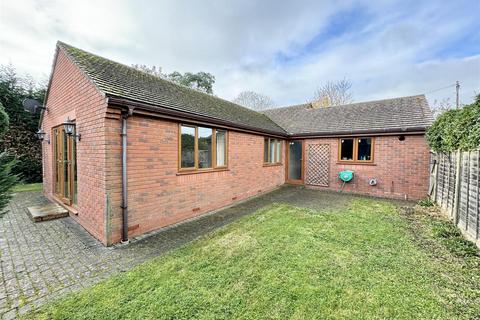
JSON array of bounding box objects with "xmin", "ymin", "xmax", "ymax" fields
[
  {"xmin": 440, "ymin": 154, "xmax": 445, "ymax": 207},
  {"xmin": 453, "ymin": 150, "xmax": 462, "ymax": 225},
  {"xmin": 465, "ymin": 151, "xmax": 471, "ymax": 231}
]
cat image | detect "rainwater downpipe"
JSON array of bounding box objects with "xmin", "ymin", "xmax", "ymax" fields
[{"xmin": 121, "ymin": 107, "xmax": 134, "ymax": 243}]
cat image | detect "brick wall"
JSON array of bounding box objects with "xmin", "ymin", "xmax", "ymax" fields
[
  {"xmin": 42, "ymin": 47, "xmax": 430, "ymax": 246},
  {"xmin": 105, "ymin": 115, "xmax": 285, "ymax": 244},
  {"xmin": 304, "ymin": 135, "xmax": 430, "ymax": 200},
  {"xmin": 41, "ymin": 49, "xmax": 109, "ymax": 244}
]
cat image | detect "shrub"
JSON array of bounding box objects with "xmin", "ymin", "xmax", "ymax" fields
[
  {"xmin": 431, "ymin": 220, "xmax": 479, "ymax": 257},
  {"xmin": 418, "ymin": 198, "xmax": 435, "ymax": 207},
  {"xmin": 0, "ymin": 152, "xmax": 20, "ymax": 217},
  {"xmin": 427, "ymin": 95, "xmax": 480, "ymax": 152}
]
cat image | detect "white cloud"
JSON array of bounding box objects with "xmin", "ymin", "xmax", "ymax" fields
[{"xmin": 0, "ymin": 0, "xmax": 479, "ymax": 106}]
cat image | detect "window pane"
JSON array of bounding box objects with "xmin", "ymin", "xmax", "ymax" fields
[
  {"xmin": 72, "ymin": 129, "xmax": 77, "ymax": 204},
  {"xmin": 357, "ymin": 138, "xmax": 372, "ymax": 161},
  {"xmin": 340, "ymin": 138, "xmax": 354, "ymax": 160},
  {"xmin": 54, "ymin": 129, "xmax": 60, "ymax": 194},
  {"xmin": 216, "ymin": 130, "xmax": 226, "ymax": 167},
  {"xmin": 63, "ymin": 130, "xmax": 69, "ymax": 198},
  {"xmin": 181, "ymin": 126, "xmax": 195, "ymax": 168},
  {"xmin": 276, "ymin": 140, "xmax": 281, "ymax": 163},
  {"xmin": 269, "ymin": 139, "xmax": 275, "ymax": 163},
  {"xmin": 198, "ymin": 127, "xmax": 212, "ymax": 168},
  {"xmin": 288, "ymin": 140, "xmax": 302, "ymax": 180},
  {"xmin": 264, "ymin": 138, "xmax": 269, "ymax": 163}
]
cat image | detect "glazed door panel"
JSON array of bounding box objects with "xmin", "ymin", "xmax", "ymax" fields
[
  {"xmin": 287, "ymin": 140, "xmax": 304, "ymax": 184},
  {"xmin": 53, "ymin": 126, "xmax": 77, "ymax": 205}
]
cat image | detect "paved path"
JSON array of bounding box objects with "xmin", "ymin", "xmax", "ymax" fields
[{"xmin": 0, "ymin": 186, "xmax": 364, "ymax": 319}]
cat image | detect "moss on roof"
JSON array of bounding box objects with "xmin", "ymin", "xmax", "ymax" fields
[
  {"xmin": 57, "ymin": 42, "xmax": 286, "ymax": 135},
  {"xmin": 263, "ymin": 95, "xmax": 433, "ymax": 135}
]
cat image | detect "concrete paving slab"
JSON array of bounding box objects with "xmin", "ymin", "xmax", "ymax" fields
[{"xmin": 27, "ymin": 203, "xmax": 68, "ymax": 222}]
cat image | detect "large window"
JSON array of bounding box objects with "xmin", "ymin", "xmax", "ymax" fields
[
  {"xmin": 339, "ymin": 137, "xmax": 374, "ymax": 163},
  {"xmin": 264, "ymin": 138, "xmax": 282, "ymax": 164},
  {"xmin": 179, "ymin": 124, "xmax": 227, "ymax": 171}
]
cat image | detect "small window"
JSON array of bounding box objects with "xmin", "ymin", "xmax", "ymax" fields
[
  {"xmin": 357, "ymin": 138, "xmax": 372, "ymax": 161},
  {"xmin": 340, "ymin": 138, "xmax": 354, "ymax": 161},
  {"xmin": 216, "ymin": 130, "xmax": 227, "ymax": 167},
  {"xmin": 264, "ymin": 138, "xmax": 269, "ymax": 163},
  {"xmin": 179, "ymin": 125, "xmax": 228, "ymax": 171},
  {"xmin": 338, "ymin": 137, "xmax": 374, "ymax": 163},
  {"xmin": 180, "ymin": 126, "xmax": 195, "ymax": 169},
  {"xmin": 264, "ymin": 138, "xmax": 282, "ymax": 164},
  {"xmin": 276, "ymin": 140, "xmax": 282, "ymax": 163},
  {"xmin": 198, "ymin": 127, "xmax": 212, "ymax": 169}
]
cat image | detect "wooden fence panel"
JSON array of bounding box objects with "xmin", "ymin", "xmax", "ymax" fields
[
  {"xmin": 431, "ymin": 150, "xmax": 480, "ymax": 247},
  {"xmin": 458, "ymin": 152, "xmax": 469, "ymax": 230},
  {"xmin": 466, "ymin": 151, "xmax": 479, "ymax": 238}
]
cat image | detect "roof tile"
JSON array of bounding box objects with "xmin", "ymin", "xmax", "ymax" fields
[
  {"xmin": 262, "ymin": 95, "xmax": 433, "ymax": 135},
  {"xmin": 57, "ymin": 42, "xmax": 286, "ymax": 135}
]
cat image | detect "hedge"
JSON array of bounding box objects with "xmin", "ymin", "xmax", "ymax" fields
[
  {"xmin": 427, "ymin": 95, "xmax": 480, "ymax": 152},
  {"xmin": 0, "ymin": 102, "xmax": 8, "ymax": 137}
]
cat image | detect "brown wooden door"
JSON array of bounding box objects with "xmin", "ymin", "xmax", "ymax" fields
[
  {"xmin": 53, "ymin": 126, "xmax": 77, "ymax": 205},
  {"xmin": 286, "ymin": 140, "xmax": 304, "ymax": 184}
]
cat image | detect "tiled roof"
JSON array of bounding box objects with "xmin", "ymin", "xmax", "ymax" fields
[
  {"xmin": 56, "ymin": 42, "xmax": 433, "ymax": 137},
  {"xmin": 57, "ymin": 42, "xmax": 286, "ymax": 135},
  {"xmin": 262, "ymin": 95, "xmax": 434, "ymax": 136}
]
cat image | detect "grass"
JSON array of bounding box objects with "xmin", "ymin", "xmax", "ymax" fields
[
  {"xmin": 27, "ymin": 198, "xmax": 480, "ymax": 319},
  {"xmin": 12, "ymin": 183, "xmax": 42, "ymax": 193}
]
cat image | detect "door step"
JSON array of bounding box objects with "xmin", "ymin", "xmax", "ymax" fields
[{"xmin": 27, "ymin": 203, "xmax": 69, "ymax": 222}]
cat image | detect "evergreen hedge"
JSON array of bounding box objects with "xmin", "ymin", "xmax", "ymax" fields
[
  {"xmin": 0, "ymin": 102, "xmax": 8, "ymax": 135},
  {"xmin": 0, "ymin": 65, "xmax": 44, "ymax": 183},
  {"xmin": 0, "ymin": 153, "xmax": 19, "ymax": 216},
  {"xmin": 427, "ymin": 95, "xmax": 480, "ymax": 152}
]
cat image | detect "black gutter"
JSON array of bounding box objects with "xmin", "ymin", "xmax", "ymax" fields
[
  {"xmin": 107, "ymin": 96, "xmax": 287, "ymax": 138},
  {"xmin": 108, "ymin": 96, "xmax": 428, "ymax": 141}
]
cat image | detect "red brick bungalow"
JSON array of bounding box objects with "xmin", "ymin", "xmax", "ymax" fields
[{"xmin": 39, "ymin": 42, "xmax": 433, "ymax": 245}]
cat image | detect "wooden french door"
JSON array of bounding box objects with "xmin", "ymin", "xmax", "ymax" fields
[
  {"xmin": 286, "ymin": 140, "xmax": 304, "ymax": 184},
  {"xmin": 53, "ymin": 126, "xmax": 77, "ymax": 205}
]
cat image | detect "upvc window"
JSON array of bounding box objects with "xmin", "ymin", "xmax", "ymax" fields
[
  {"xmin": 339, "ymin": 137, "xmax": 374, "ymax": 163},
  {"xmin": 179, "ymin": 124, "xmax": 227, "ymax": 171},
  {"xmin": 264, "ymin": 138, "xmax": 282, "ymax": 164}
]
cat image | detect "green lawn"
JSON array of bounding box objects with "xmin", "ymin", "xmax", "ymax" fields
[
  {"xmin": 27, "ymin": 199, "xmax": 479, "ymax": 319},
  {"xmin": 12, "ymin": 183, "xmax": 42, "ymax": 193}
]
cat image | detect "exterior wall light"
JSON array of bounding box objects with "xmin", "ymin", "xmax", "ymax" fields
[
  {"xmin": 35, "ymin": 129, "xmax": 50, "ymax": 144},
  {"xmin": 63, "ymin": 118, "xmax": 81, "ymax": 141}
]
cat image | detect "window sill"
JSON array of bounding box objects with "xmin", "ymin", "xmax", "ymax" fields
[
  {"xmin": 263, "ymin": 163, "xmax": 283, "ymax": 167},
  {"xmin": 337, "ymin": 162, "xmax": 376, "ymax": 166},
  {"xmin": 176, "ymin": 168, "xmax": 229, "ymax": 176}
]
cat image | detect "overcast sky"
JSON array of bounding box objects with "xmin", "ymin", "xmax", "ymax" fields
[{"xmin": 1, "ymin": 0, "xmax": 479, "ymax": 107}]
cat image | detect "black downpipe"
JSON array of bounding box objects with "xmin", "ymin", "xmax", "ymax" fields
[{"xmin": 121, "ymin": 107, "xmax": 133, "ymax": 243}]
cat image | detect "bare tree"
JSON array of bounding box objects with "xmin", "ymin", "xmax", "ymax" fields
[
  {"xmin": 431, "ymin": 97, "xmax": 453, "ymax": 118},
  {"xmin": 131, "ymin": 64, "xmax": 164, "ymax": 78},
  {"xmin": 312, "ymin": 78, "xmax": 353, "ymax": 108},
  {"xmin": 232, "ymin": 91, "xmax": 275, "ymax": 111}
]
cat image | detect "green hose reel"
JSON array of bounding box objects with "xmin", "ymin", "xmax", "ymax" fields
[{"xmin": 339, "ymin": 170, "xmax": 354, "ymax": 182}]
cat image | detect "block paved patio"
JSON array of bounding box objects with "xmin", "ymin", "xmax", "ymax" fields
[{"xmin": 0, "ymin": 186, "xmax": 374, "ymax": 319}]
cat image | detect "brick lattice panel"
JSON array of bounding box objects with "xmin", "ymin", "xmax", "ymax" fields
[{"xmin": 306, "ymin": 144, "xmax": 330, "ymax": 186}]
